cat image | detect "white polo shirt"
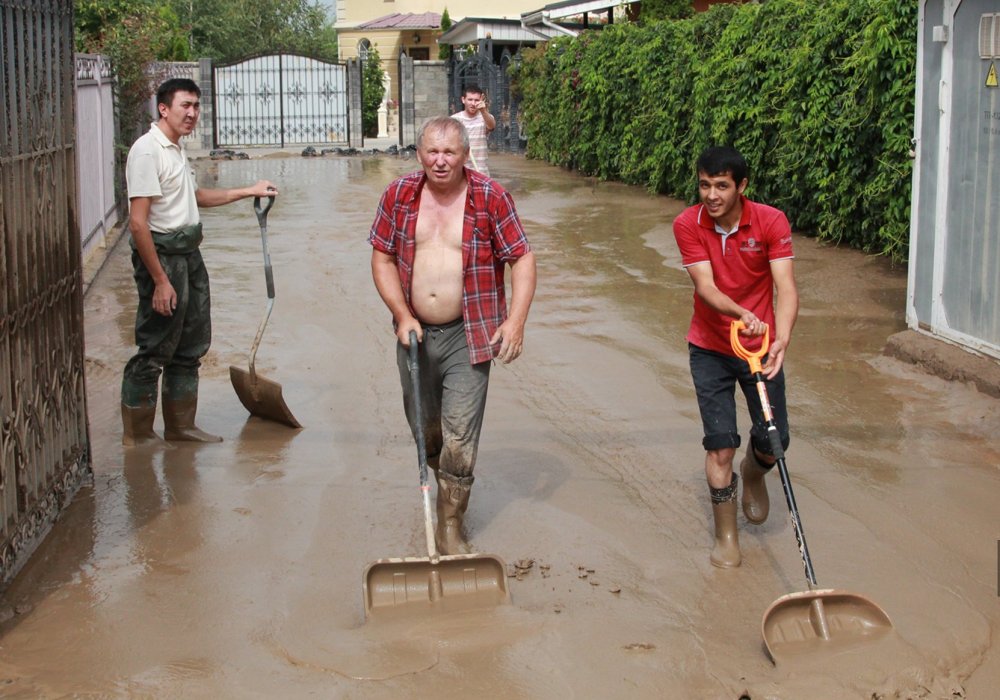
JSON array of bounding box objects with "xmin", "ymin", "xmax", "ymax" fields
[{"xmin": 125, "ymin": 123, "xmax": 200, "ymax": 232}]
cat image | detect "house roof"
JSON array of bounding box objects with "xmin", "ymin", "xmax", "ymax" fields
[
  {"xmin": 522, "ymin": 0, "xmax": 636, "ymax": 23},
  {"xmin": 438, "ymin": 17, "xmax": 549, "ymax": 45},
  {"xmin": 356, "ymin": 12, "xmax": 441, "ymax": 30}
]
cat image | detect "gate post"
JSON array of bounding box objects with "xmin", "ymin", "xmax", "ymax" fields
[
  {"xmin": 399, "ymin": 53, "xmax": 415, "ymax": 148},
  {"xmin": 347, "ymin": 58, "xmax": 364, "ymax": 149},
  {"xmin": 198, "ymin": 58, "xmax": 213, "ymax": 150}
]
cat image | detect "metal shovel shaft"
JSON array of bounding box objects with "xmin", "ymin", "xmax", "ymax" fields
[{"xmin": 230, "ymin": 195, "xmax": 302, "ymax": 429}]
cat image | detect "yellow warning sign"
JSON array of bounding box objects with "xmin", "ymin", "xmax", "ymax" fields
[{"xmin": 988, "ymin": 62, "xmax": 999, "ymax": 88}]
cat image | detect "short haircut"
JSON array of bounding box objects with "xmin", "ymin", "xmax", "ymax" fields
[
  {"xmin": 696, "ymin": 146, "xmax": 748, "ymax": 185},
  {"xmin": 156, "ymin": 78, "xmax": 201, "ymax": 110},
  {"xmin": 416, "ymin": 116, "xmax": 470, "ymax": 153},
  {"xmin": 462, "ymin": 83, "xmax": 484, "ymax": 97}
]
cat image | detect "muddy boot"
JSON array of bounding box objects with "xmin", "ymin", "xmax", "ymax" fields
[
  {"xmin": 162, "ymin": 397, "xmax": 223, "ymax": 443},
  {"xmin": 740, "ymin": 443, "xmax": 772, "ymax": 524},
  {"xmin": 121, "ymin": 404, "xmax": 167, "ymax": 447},
  {"xmin": 710, "ymin": 474, "xmax": 741, "ymax": 568},
  {"xmin": 435, "ymin": 473, "xmax": 473, "ymax": 555}
]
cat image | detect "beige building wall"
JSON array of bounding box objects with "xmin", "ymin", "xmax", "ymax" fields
[
  {"xmin": 335, "ymin": 0, "xmax": 540, "ymax": 27},
  {"xmin": 337, "ymin": 0, "xmax": 542, "ymax": 128},
  {"xmin": 338, "ymin": 30, "xmax": 406, "ymax": 109}
]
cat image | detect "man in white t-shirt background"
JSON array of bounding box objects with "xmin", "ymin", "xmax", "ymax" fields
[
  {"xmin": 121, "ymin": 78, "xmax": 277, "ymax": 446},
  {"xmin": 450, "ymin": 84, "xmax": 495, "ymax": 177}
]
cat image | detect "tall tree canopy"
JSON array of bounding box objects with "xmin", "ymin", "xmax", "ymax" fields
[
  {"xmin": 167, "ymin": 0, "xmax": 338, "ymax": 62},
  {"xmin": 76, "ymin": 1, "xmax": 338, "ymax": 64}
]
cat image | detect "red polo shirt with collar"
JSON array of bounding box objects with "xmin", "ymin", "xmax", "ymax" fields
[
  {"xmin": 672, "ymin": 195, "xmax": 794, "ymax": 356},
  {"xmin": 369, "ymin": 167, "xmax": 531, "ymax": 365}
]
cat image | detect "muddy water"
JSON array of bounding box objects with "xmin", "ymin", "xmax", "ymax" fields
[{"xmin": 1, "ymin": 153, "xmax": 998, "ymax": 698}]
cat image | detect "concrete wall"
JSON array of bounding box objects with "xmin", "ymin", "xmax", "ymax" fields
[
  {"xmin": 74, "ymin": 54, "xmax": 119, "ymax": 261},
  {"xmin": 398, "ymin": 55, "xmax": 448, "ymax": 147}
]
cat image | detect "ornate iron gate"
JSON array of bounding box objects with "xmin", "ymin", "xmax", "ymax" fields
[
  {"xmin": 449, "ymin": 46, "xmax": 526, "ymax": 153},
  {"xmin": 213, "ymin": 53, "xmax": 350, "ymax": 147},
  {"xmin": 0, "ymin": 0, "xmax": 92, "ymax": 586}
]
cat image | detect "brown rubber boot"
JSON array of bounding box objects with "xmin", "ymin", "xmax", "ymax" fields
[
  {"xmin": 740, "ymin": 443, "xmax": 771, "ymax": 524},
  {"xmin": 435, "ymin": 473, "xmax": 473, "ymax": 555},
  {"xmin": 162, "ymin": 398, "xmax": 223, "ymax": 442},
  {"xmin": 121, "ymin": 404, "xmax": 167, "ymax": 447},
  {"xmin": 710, "ymin": 475, "xmax": 741, "ymax": 568}
]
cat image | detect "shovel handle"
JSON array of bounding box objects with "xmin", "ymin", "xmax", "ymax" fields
[
  {"xmin": 730, "ymin": 320, "xmax": 769, "ymax": 375},
  {"xmin": 408, "ymin": 331, "xmax": 440, "ymax": 563},
  {"xmin": 730, "ymin": 320, "xmax": 818, "ymax": 589},
  {"xmin": 253, "ymin": 194, "xmax": 275, "ymax": 221},
  {"xmin": 252, "ymin": 195, "xmax": 276, "ymax": 301},
  {"xmin": 408, "ymin": 332, "xmax": 431, "ymax": 489}
]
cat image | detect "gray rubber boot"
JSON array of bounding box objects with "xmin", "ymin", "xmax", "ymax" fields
[
  {"xmin": 121, "ymin": 404, "xmax": 167, "ymax": 447},
  {"xmin": 162, "ymin": 397, "xmax": 223, "ymax": 443},
  {"xmin": 740, "ymin": 443, "xmax": 772, "ymax": 524},
  {"xmin": 435, "ymin": 473, "xmax": 473, "ymax": 555},
  {"xmin": 710, "ymin": 474, "xmax": 741, "ymax": 568}
]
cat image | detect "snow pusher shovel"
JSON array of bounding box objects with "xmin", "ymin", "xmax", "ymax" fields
[
  {"xmin": 229, "ymin": 195, "xmax": 301, "ymax": 429},
  {"xmin": 363, "ymin": 332, "xmax": 510, "ymax": 618},
  {"xmin": 730, "ymin": 321, "xmax": 891, "ymax": 663}
]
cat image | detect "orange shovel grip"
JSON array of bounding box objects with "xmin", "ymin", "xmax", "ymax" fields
[{"xmin": 730, "ymin": 320, "xmax": 769, "ymax": 374}]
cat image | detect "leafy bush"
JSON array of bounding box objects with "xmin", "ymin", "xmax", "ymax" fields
[
  {"xmin": 362, "ymin": 44, "xmax": 386, "ymax": 137},
  {"xmin": 518, "ymin": 0, "xmax": 917, "ymax": 261}
]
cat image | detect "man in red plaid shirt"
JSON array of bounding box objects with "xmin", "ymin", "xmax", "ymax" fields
[{"xmin": 369, "ymin": 116, "xmax": 536, "ymax": 555}]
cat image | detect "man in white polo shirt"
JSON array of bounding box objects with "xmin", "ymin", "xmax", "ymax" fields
[{"xmin": 121, "ymin": 78, "xmax": 278, "ymax": 446}]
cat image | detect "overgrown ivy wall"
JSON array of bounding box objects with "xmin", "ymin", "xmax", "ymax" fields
[{"xmin": 516, "ymin": 0, "xmax": 918, "ymax": 261}]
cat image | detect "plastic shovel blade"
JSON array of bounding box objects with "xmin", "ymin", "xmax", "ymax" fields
[
  {"xmin": 762, "ymin": 588, "xmax": 893, "ymax": 662},
  {"xmin": 363, "ymin": 553, "xmax": 510, "ymax": 619}
]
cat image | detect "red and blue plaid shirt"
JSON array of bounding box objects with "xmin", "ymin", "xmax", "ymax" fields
[{"xmin": 369, "ymin": 168, "xmax": 532, "ymax": 365}]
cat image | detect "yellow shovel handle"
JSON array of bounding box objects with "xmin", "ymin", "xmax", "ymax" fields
[{"xmin": 730, "ymin": 320, "xmax": 769, "ymax": 374}]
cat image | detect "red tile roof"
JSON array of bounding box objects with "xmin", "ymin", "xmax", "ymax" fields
[{"xmin": 357, "ymin": 12, "xmax": 441, "ymax": 30}]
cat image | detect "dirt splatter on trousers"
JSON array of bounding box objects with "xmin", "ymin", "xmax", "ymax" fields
[
  {"xmin": 396, "ymin": 318, "xmax": 491, "ymax": 483},
  {"xmin": 121, "ymin": 246, "xmax": 212, "ymax": 408}
]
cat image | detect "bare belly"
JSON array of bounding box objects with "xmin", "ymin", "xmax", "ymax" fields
[{"xmin": 411, "ymin": 250, "xmax": 464, "ymax": 324}]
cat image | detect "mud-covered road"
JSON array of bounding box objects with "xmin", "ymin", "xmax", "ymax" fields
[{"xmin": 0, "ymin": 153, "xmax": 997, "ymax": 698}]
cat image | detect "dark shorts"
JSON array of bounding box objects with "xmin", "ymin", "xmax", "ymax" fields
[{"xmin": 688, "ymin": 343, "xmax": 790, "ymax": 455}]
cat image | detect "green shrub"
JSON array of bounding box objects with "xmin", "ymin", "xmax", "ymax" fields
[{"xmin": 518, "ymin": 0, "xmax": 917, "ymax": 261}]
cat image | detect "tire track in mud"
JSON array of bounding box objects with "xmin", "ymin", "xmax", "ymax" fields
[{"xmin": 502, "ymin": 331, "xmax": 705, "ymax": 563}]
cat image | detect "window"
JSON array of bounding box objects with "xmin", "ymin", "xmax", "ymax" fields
[
  {"xmin": 981, "ymin": 14, "xmax": 1000, "ymax": 59},
  {"xmin": 358, "ymin": 38, "xmax": 372, "ymax": 64}
]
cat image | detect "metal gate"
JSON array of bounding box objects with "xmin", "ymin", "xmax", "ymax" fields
[
  {"xmin": 449, "ymin": 45, "xmax": 526, "ymax": 153},
  {"xmin": 0, "ymin": 0, "xmax": 92, "ymax": 586},
  {"xmin": 213, "ymin": 53, "xmax": 350, "ymax": 148}
]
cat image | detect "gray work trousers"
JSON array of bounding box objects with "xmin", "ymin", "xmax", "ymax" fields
[{"xmin": 396, "ymin": 318, "xmax": 491, "ymax": 484}]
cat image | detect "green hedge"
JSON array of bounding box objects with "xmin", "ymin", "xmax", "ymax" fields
[{"xmin": 516, "ymin": 0, "xmax": 917, "ymax": 261}]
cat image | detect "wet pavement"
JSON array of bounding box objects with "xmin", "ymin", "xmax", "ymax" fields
[{"xmin": 1, "ymin": 152, "xmax": 998, "ymax": 697}]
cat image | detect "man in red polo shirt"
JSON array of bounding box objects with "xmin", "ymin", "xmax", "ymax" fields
[
  {"xmin": 673, "ymin": 146, "xmax": 799, "ymax": 568},
  {"xmin": 369, "ymin": 116, "xmax": 536, "ymax": 555}
]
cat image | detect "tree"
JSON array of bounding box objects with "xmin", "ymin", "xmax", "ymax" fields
[
  {"xmin": 75, "ymin": 0, "xmax": 190, "ymax": 215},
  {"xmin": 362, "ymin": 44, "xmax": 386, "ymax": 137},
  {"xmin": 639, "ymin": 0, "xmax": 692, "ymax": 22},
  {"xmin": 167, "ymin": 0, "xmax": 338, "ymax": 62},
  {"xmin": 439, "ymin": 8, "xmax": 452, "ymax": 60}
]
